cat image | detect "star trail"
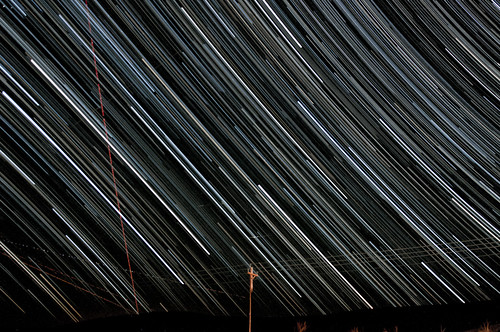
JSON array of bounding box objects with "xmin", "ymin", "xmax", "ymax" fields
[{"xmin": 0, "ymin": 0, "xmax": 499, "ymax": 328}]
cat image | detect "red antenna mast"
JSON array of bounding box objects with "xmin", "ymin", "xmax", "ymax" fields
[{"xmin": 248, "ymin": 266, "xmax": 258, "ymax": 332}]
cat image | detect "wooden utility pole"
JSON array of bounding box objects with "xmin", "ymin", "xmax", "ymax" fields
[{"xmin": 248, "ymin": 266, "xmax": 258, "ymax": 332}]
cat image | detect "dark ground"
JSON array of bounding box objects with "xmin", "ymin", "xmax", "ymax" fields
[{"xmin": 8, "ymin": 300, "xmax": 500, "ymax": 332}]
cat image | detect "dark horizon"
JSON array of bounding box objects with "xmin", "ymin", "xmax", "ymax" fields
[{"xmin": 7, "ymin": 300, "xmax": 500, "ymax": 332}]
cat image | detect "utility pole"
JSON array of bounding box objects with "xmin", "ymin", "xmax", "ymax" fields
[{"xmin": 248, "ymin": 266, "xmax": 258, "ymax": 332}]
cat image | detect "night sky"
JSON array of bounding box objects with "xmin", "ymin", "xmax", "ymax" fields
[{"xmin": 0, "ymin": 0, "xmax": 499, "ymax": 330}]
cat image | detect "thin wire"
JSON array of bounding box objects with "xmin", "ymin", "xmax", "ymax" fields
[{"xmin": 83, "ymin": 0, "xmax": 139, "ymax": 314}]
